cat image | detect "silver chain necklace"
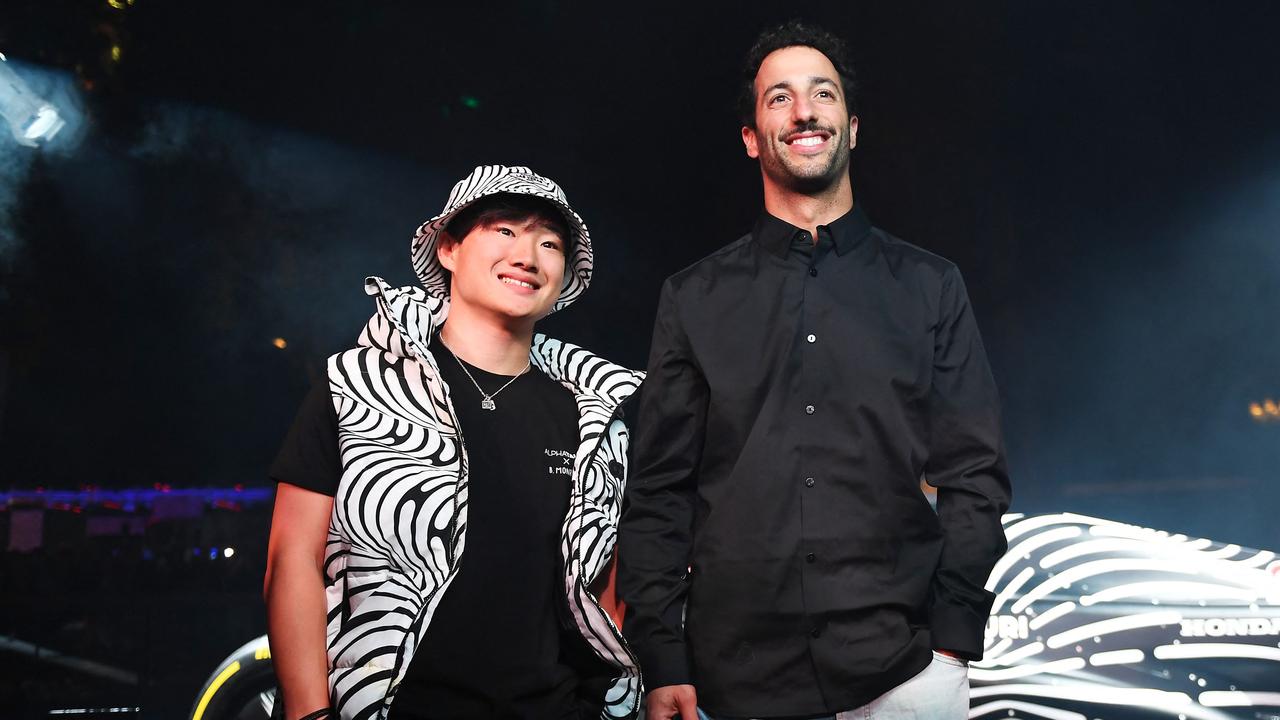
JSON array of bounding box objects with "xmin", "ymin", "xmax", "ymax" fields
[{"xmin": 440, "ymin": 340, "xmax": 530, "ymax": 411}]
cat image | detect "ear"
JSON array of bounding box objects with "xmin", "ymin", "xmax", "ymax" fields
[
  {"xmin": 436, "ymin": 232, "xmax": 459, "ymax": 272},
  {"xmin": 848, "ymin": 115, "xmax": 859, "ymax": 150},
  {"xmin": 742, "ymin": 125, "xmax": 760, "ymax": 159}
]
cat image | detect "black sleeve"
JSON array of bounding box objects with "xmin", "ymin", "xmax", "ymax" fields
[
  {"xmin": 269, "ymin": 381, "xmax": 341, "ymax": 497},
  {"xmin": 617, "ymin": 278, "xmax": 707, "ymax": 690},
  {"xmin": 924, "ymin": 267, "xmax": 1013, "ymax": 659}
]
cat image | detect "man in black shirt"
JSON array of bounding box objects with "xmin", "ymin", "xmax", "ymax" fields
[
  {"xmin": 617, "ymin": 21, "xmax": 1011, "ymax": 720},
  {"xmin": 264, "ymin": 165, "xmax": 643, "ymax": 720}
]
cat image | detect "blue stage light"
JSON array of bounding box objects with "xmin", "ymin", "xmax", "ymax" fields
[{"xmin": 0, "ymin": 55, "xmax": 66, "ymax": 147}]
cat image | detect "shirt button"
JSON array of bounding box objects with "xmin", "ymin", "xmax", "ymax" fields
[
  {"xmin": 806, "ymin": 333, "xmax": 816, "ymax": 343},
  {"xmin": 809, "ymin": 267, "xmax": 818, "ymax": 277},
  {"xmin": 806, "ymin": 553, "xmax": 816, "ymax": 563},
  {"xmin": 810, "ymin": 627, "xmax": 822, "ymax": 638},
  {"xmin": 805, "ymin": 477, "xmax": 815, "ymax": 488},
  {"xmin": 805, "ymin": 404, "xmax": 815, "ymax": 415}
]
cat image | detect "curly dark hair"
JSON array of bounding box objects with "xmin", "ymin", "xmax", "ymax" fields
[{"xmin": 738, "ymin": 20, "xmax": 858, "ymax": 129}]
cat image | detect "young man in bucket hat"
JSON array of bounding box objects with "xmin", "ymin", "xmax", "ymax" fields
[{"xmin": 264, "ymin": 165, "xmax": 643, "ymax": 720}]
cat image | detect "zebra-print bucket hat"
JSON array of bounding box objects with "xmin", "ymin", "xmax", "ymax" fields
[{"xmin": 410, "ymin": 164, "xmax": 593, "ymax": 313}]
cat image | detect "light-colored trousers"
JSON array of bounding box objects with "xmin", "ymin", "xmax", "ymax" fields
[{"xmin": 697, "ymin": 651, "xmax": 970, "ymax": 720}]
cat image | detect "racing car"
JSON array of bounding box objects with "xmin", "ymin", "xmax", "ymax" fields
[{"xmin": 191, "ymin": 512, "xmax": 1280, "ymax": 720}]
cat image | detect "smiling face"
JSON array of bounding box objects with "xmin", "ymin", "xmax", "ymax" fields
[
  {"xmin": 437, "ymin": 208, "xmax": 567, "ymax": 330},
  {"xmin": 742, "ymin": 45, "xmax": 858, "ymax": 195}
]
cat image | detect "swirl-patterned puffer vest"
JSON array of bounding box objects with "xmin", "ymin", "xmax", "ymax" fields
[{"xmin": 322, "ymin": 277, "xmax": 643, "ymax": 720}]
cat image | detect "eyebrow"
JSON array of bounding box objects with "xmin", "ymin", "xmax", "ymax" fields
[
  {"xmin": 763, "ymin": 76, "xmax": 839, "ymax": 95},
  {"xmin": 526, "ymin": 219, "xmax": 570, "ymax": 245}
]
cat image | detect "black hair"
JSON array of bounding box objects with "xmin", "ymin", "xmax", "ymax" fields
[
  {"xmin": 443, "ymin": 193, "xmax": 571, "ymax": 246},
  {"xmin": 738, "ymin": 20, "xmax": 858, "ymax": 129}
]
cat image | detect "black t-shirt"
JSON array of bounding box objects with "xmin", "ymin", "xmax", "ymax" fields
[{"xmin": 270, "ymin": 339, "xmax": 608, "ymax": 719}]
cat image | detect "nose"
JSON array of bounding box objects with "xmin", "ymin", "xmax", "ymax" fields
[
  {"xmin": 791, "ymin": 95, "xmax": 818, "ymax": 124},
  {"xmin": 508, "ymin": 234, "xmax": 538, "ymax": 271}
]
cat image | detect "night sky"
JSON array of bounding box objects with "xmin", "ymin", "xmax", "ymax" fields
[{"xmin": 2, "ymin": 1, "xmax": 1279, "ymax": 548}]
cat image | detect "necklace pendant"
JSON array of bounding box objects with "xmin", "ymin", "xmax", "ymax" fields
[{"xmin": 480, "ymin": 397, "xmax": 497, "ymax": 411}]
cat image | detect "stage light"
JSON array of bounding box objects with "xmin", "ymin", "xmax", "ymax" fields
[
  {"xmin": 110, "ymin": 46, "xmax": 122, "ymax": 63},
  {"xmin": 272, "ymin": 337, "xmax": 287, "ymax": 349},
  {"xmin": 223, "ymin": 547, "xmax": 235, "ymax": 558},
  {"xmin": 0, "ymin": 56, "xmax": 66, "ymax": 147},
  {"xmin": 1248, "ymin": 399, "xmax": 1280, "ymax": 423}
]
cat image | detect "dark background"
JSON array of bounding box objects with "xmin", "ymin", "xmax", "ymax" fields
[{"xmin": 2, "ymin": 1, "xmax": 1279, "ymax": 716}]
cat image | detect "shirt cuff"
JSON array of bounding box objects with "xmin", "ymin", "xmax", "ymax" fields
[
  {"xmin": 928, "ymin": 600, "xmax": 989, "ymax": 661},
  {"xmin": 636, "ymin": 641, "xmax": 692, "ymax": 691}
]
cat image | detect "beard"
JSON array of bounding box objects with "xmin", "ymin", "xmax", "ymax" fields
[{"xmin": 761, "ymin": 123, "xmax": 850, "ymax": 195}]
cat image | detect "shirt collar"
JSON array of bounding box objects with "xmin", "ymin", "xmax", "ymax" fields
[{"xmin": 752, "ymin": 204, "xmax": 872, "ymax": 259}]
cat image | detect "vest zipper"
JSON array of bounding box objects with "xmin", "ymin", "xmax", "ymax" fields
[
  {"xmin": 379, "ymin": 356, "xmax": 471, "ymax": 716},
  {"xmin": 570, "ymin": 398, "xmax": 644, "ymax": 719}
]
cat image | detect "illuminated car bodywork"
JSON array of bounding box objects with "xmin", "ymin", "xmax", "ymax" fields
[
  {"xmin": 191, "ymin": 513, "xmax": 1280, "ymax": 719},
  {"xmin": 972, "ymin": 513, "xmax": 1280, "ymax": 720}
]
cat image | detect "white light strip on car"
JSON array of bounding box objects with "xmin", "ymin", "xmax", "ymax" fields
[
  {"xmin": 982, "ymin": 635, "xmax": 1014, "ymax": 655},
  {"xmin": 976, "ymin": 640, "xmax": 1045, "ymax": 668},
  {"xmin": 1041, "ymin": 539, "xmax": 1273, "ymax": 572},
  {"xmin": 1081, "ymin": 528, "xmax": 1276, "ymax": 570},
  {"xmin": 990, "ymin": 567, "xmax": 1036, "ymax": 614},
  {"xmin": 1232, "ymin": 550, "xmax": 1277, "ymax": 567},
  {"xmin": 969, "ymin": 684, "xmax": 1193, "ymax": 708},
  {"xmin": 1154, "ymin": 643, "xmax": 1280, "ymax": 662},
  {"xmin": 1003, "ymin": 512, "xmax": 1134, "ymax": 542},
  {"xmin": 968, "ymin": 699, "xmax": 1086, "ymax": 720},
  {"xmin": 1012, "ymin": 559, "xmax": 1264, "ymax": 613},
  {"xmin": 968, "ymin": 657, "xmax": 1086, "ymax": 682},
  {"xmin": 1088, "ymin": 648, "xmax": 1145, "ymax": 666},
  {"xmin": 1087, "ymin": 524, "xmax": 1173, "ymax": 540},
  {"xmin": 1199, "ymin": 691, "xmax": 1280, "ymax": 707},
  {"xmin": 1079, "ymin": 580, "xmax": 1258, "ymax": 606},
  {"xmin": 1028, "ymin": 601, "xmax": 1077, "ymax": 631},
  {"xmin": 1004, "ymin": 515, "xmax": 1082, "ymax": 542},
  {"xmin": 1045, "ymin": 611, "xmax": 1184, "ymax": 649},
  {"xmin": 986, "ymin": 526, "xmax": 1082, "ymax": 591},
  {"xmin": 1199, "ymin": 544, "xmax": 1242, "ymax": 559}
]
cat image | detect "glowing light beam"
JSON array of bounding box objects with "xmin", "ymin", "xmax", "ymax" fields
[
  {"xmin": 0, "ymin": 58, "xmax": 66, "ymax": 147},
  {"xmin": 1199, "ymin": 691, "xmax": 1280, "ymax": 707},
  {"xmin": 1045, "ymin": 611, "xmax": 1183, "ymax": 649},
  {"xmin": 1154, "ymin": 643, "xmax": 1280, "ymax": 662}
]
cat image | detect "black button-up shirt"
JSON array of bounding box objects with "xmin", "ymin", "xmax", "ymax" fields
[{"xmin": 617, "ymin": 206, "xmax": 1011, "ymax": 717}]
